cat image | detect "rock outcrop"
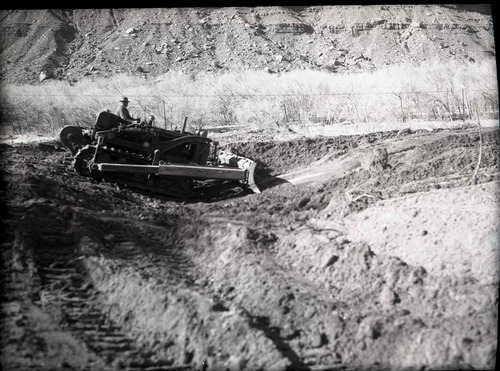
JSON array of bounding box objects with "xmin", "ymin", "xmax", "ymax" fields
[{"xmin": 0, "ymin": 5, "xmax": 494, "ymax": 84}]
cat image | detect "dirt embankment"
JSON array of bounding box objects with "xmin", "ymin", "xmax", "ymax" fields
[{"xmin": 1, "ymin": 125, "xmax": 498, "ymax": 370}]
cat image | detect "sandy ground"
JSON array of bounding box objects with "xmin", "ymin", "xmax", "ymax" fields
[
  {"xmin": 1, "ymin": 122, "xmax": 498, "ymax": 370},
  {"xmin": 339, "ymin": 182, "xmax": 499, "ymax": 284}
]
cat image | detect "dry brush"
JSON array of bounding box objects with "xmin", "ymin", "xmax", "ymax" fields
[{"xmin": 0, "ymin": 60, "xmax": 497, "ymax": 135}]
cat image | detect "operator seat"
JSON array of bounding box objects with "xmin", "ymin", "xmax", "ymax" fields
[{"xmin": 95, "ymin": 111, "xmax": 128, "ymax": 131}]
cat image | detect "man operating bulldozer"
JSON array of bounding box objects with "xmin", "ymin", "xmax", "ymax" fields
[{"xmin": 115, "ymin": 96, "xmax": 140, "ymax": 124}]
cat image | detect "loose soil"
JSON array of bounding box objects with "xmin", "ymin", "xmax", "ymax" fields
[{"xmin": 1, "ymin": 124, "xmax": 498, "ymax": 370}]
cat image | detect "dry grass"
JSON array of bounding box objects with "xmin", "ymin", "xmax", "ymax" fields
[{"xmin": 0, "ymin": 60, "xmax": 497, "ymax": 136}]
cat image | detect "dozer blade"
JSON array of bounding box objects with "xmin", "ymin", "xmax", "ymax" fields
[
  {"xmin": 96, "ymin": 151, "xmax": 261, "ymax": 194},
  {"xmin": 217, "ymin": 150, "xmax": 261, "ymax": 194}
]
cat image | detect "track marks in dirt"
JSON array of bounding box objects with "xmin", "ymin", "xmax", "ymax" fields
[
  {"xmin": 1, "ymin": 207, "xmax": 106, "ymax": 370},
  {"xmin": 1, "ymin": 127, "xmax": 499, "ymax": 370},
  {"xmin": 6, "ymin": 200, "xmax": 194, "ymax": 370},
  {"xmin": 2, "ymin": 198, "xmax": 291, "ymax": 370}
]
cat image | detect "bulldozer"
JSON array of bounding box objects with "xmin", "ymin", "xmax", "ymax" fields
[{"xmin": 59, "ymin": 111, "xmax": 260, "ymax": 198}]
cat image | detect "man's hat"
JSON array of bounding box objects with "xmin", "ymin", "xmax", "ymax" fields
[{"xmin": 120, "ymin": 97, "xmax": 129, "ymax": 103}]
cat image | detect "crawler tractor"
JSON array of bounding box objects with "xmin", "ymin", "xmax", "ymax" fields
[{"xmin": 59, "ymin": 111, "xmax": 260, "ymax": 197}]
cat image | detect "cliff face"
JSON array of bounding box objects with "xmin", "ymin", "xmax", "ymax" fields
[{"xmin": 0, "ymin": 5, "xmax": 495, "ymax": 84}]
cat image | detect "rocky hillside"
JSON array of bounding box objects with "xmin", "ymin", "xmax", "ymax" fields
[{"xmin": 0, "ymin": 5, "xmax": 495, "ymax": 84}]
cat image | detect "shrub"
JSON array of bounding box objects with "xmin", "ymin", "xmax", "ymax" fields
[{"xmin": 0, "ymin": 60, "xmax": 497, "ymax": 136}]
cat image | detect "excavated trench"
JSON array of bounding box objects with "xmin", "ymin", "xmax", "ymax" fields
[{"xmin": 1, "ymin": 125, "xmax": 499, "ymax": 370}]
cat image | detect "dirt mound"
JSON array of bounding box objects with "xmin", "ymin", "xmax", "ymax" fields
[
  {"xmin": 0, "ymin": 5, "xmax": 494, "ymax": 83},
  {"xmin": 1, "ymin": 125, "xmax": 498, "ymax": 370},
  {"xmin": 225, "ymin": 129, "xmax": 402, "ymax": 176}
]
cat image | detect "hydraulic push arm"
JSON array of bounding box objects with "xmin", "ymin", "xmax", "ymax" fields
[{"xmin": 96, "ymin": 150, "xmax": 260, "ymax": 194}]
